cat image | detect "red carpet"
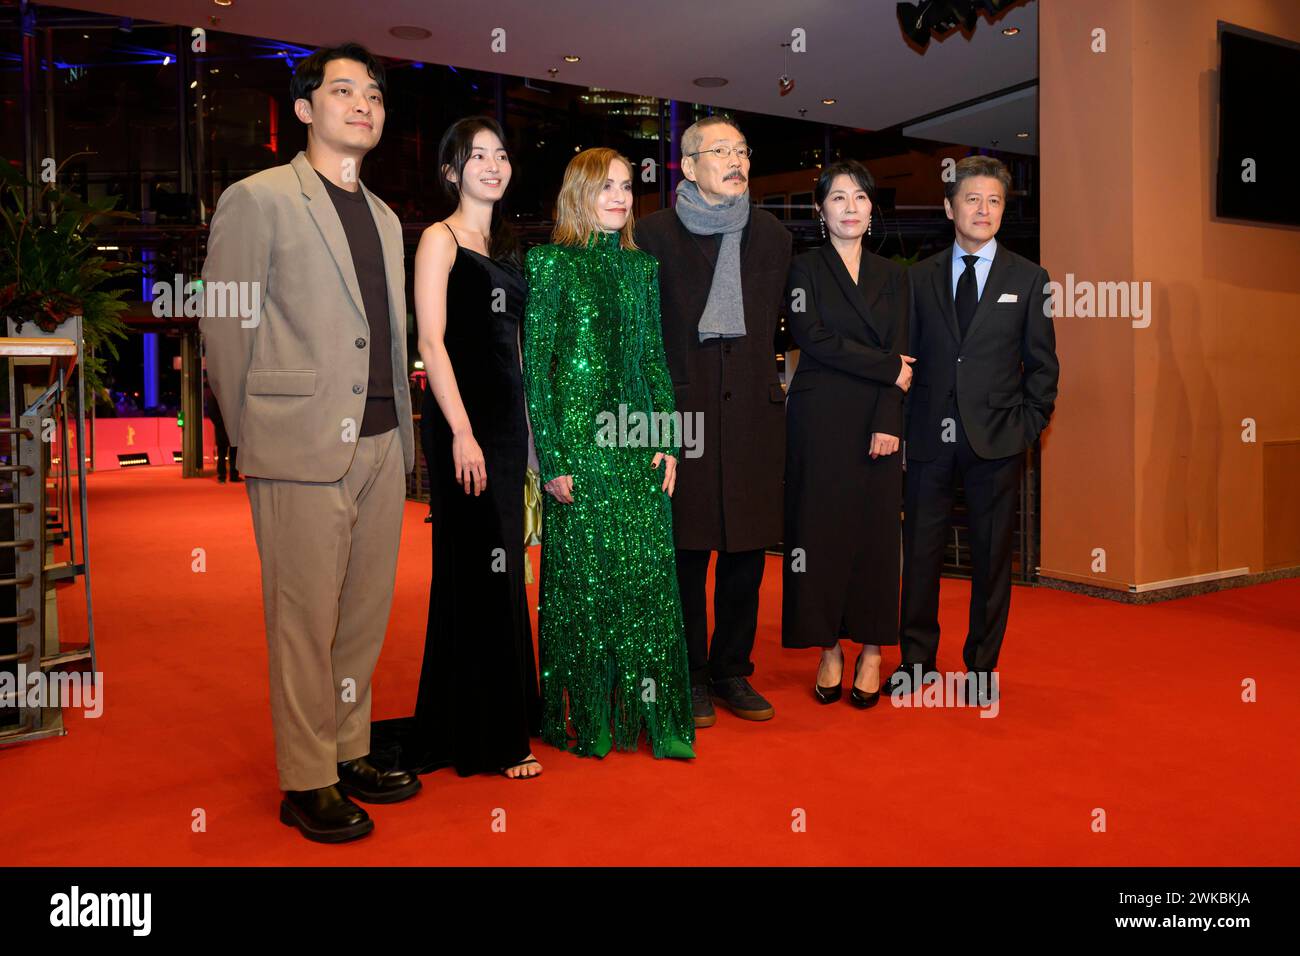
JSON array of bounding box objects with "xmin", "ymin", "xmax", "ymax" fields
[{"xmin": 2, "ymin": 465, "xmax": 1296, "ymax": 866}]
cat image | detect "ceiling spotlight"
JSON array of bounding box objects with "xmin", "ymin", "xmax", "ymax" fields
[
  {"xmin": 563, "ymin": 54, "xmax": 580, "ymax": 63},
  {"xmin": 821, "ymin": 97, "xmax": 836, "ymax": 105},
  {"xmin": 1002, "ymin": 26, "xmax": 1021, "ymax": 36},
  {"xmin": 389, "ymin": 25, "xmax": 432, "ymax": 40},
  {"xmin": 214, "ymin": 0, "xmax": 232, "ymax": 7},
  {"xmin": 1016, "ymin": 131, "xmax": 1029, "ymax": 138},
  {"xmin": 779, "ymin": 74, "xmax": 795, "ymax": 96}
]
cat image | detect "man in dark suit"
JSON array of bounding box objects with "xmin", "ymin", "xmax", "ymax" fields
[
  {"xmin": 894, "ymin": 155, "xmax": 1059, "ymax": 704},
  {"xmin": 635, "ymin": 116, "xmax": 792, "ymax": 726}
]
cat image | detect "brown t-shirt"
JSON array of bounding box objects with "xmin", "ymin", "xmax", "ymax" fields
[{"xmin": 315, "ymin": 168, "xmax": 397, "ymax": 436}]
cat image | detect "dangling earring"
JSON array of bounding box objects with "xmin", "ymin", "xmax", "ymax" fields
[
  {"xmin": 818, "ymin": 217, "xmax": 826, "ymax": 240},
  {"xmin": 868, "ymin": 215, "xmax": 873, "ymax": 236}
]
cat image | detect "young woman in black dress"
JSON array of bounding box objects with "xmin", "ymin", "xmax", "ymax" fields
[{"xmin": 371, "ymin": 116, "xmax": 542, "ymax": 779}]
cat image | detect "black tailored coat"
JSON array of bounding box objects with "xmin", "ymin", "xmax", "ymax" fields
[
  {"xmin": 635, "ymin": 206, "xmax": 792, "ymax": 553},
  {"xmin": 782, "ymin": 244, "xmax": 910, "ymax": 647}
]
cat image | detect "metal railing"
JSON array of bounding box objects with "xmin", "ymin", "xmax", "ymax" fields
[{"xmin": 0, "ymin": 332, "xmax": 97, "ymax": 745}]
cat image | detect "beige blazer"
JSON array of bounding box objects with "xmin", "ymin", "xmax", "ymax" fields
[{"xmin": 199, "ymin": 150, "xmax": 415, "ymax": 481}]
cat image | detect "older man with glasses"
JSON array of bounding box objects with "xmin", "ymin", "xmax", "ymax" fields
[{"xmin": 635, "ymin": 116, "xmax": 792, "ymax": 728}]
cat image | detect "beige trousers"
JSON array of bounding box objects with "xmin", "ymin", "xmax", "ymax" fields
[{"xmin": 244, "ymin": 428, "xmax": 405, "ymax": 791}]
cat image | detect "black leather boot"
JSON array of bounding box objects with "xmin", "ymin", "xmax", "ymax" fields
[
  {"xmin": 337, "ymin": 756, "xmax": 422, "ymax": 804},
  {"xmin": 279, "ymin": 784, "xmax": 373, "ymax": 843}
]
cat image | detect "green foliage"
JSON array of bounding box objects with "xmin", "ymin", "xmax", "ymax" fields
[{"xmin": 0, "ymin": 154, "xmax": 138, "ymax": 394}]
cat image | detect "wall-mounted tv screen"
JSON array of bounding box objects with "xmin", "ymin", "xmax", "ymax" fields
[{"xmin": 1216, "ymin": 23, "xmax": 1300, "ymax": 227}]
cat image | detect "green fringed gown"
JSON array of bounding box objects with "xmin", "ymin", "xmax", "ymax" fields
[{"xmin": 522, "ymin": 229, "xmax": 695, "ymax": 758}]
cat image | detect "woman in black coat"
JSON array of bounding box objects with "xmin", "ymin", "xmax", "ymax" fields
[{"xmin": 782, "ymin": 160, "xmax": 913, "ymax": 708}]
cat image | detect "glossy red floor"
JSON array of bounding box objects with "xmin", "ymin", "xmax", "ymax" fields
[{"xmin": 2, "ymin": 465, "xmax": 1296, "ymax": 866}]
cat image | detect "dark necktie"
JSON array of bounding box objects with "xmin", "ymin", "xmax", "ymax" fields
[{"xmin": 955, "ymin": 254, "xmax": 979, "ymax": 339}]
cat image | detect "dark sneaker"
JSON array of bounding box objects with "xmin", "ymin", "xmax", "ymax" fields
[
  {"xmin": 691, "ymin": 683, "xmax": 716, "ymax": 728},
  {"xmin": 710, "ymin": 677, "xmax": 774, "ymax": 721}
]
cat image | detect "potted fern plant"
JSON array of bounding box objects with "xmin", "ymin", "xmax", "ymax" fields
[{"xmin": 0, "ymin": 154, "xmax": 136, "ymax": 395}]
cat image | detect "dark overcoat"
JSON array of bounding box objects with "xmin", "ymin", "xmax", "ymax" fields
[
  {"xmin": 781, "ymin": 244, "xmax": 910, "ymax": 647},
  {"xmin": 635, "ymin": 206, "xmax": 792, "ymax": 552}
]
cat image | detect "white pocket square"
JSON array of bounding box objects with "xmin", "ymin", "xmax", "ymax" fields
[{"xmin": 997, "ymin": 293, "xmax": 1018, "ymax": 303}]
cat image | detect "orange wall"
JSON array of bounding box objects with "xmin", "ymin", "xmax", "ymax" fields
[
  {"xmin": 1040, "ymin": 0, "xmax": 1300, "ymax": 590},
  {"xmin": 1040, "ymin": 0, "xmax": 1138, "ymax": 589}
]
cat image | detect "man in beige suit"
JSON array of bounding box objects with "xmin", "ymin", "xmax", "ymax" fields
[{"xmin": 200, "ymin": 43, "xmax": 420, "ymax": 843}]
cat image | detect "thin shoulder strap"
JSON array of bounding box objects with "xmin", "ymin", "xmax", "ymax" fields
[{"xmin": 442, "ymin": 221, "xmax": 461, "ymax": 247}]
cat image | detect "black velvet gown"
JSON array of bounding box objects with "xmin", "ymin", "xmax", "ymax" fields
[{"xmin": 371, "ymin": 226, "xmax": 541, "ymax": 776}]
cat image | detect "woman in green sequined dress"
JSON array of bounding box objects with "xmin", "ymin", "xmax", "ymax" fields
[{"xmin": 522, "ymin": 148, "xmax": 695, "ymax": 760}]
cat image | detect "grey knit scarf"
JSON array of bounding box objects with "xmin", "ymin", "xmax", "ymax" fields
[{"xmin": 674, "ymin": 178, "xmax": 750, "ymax": 341}]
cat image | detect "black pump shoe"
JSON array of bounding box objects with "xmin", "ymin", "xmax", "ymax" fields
[
  {"xmin": 814, "ymin": 647, "xmax": 844, "ymax": 704},
  {"xmin": 850, "ymin": 651, "xmax": 881, "ymax": 709},
  {"xmin": 814, "ymin": 682, "xmax": 842, "ymax": 704},
  {"xmin": 279, "ymin": 785, "xmax": 373, "ymax": 844}
]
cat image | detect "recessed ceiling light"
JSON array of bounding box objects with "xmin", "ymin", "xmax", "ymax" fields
[
  {"xmin": 821, "ymin": 98, "xmax": 836, "ymax": 105},
  {"xmin": 693, "ymin": 76, "xmax": 728, "ymax": 88},
  {"xmin": 1002, "ymin": 27, "xmax": 1020, "ymax": 36},
  {"xmin": 563, "ymin": 55, "xmax": 580, "ymax": 63},
  {"xmin": 214, "ymin": 0, "xmax": 232, "ymax": 7},
  {"xmin": 389, "ymin": 25, "xmax": 432, "ymax": 40},
  {"xmin": 1016, "ymin": 131, "xmax": 1030, "ymax": 138}
]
